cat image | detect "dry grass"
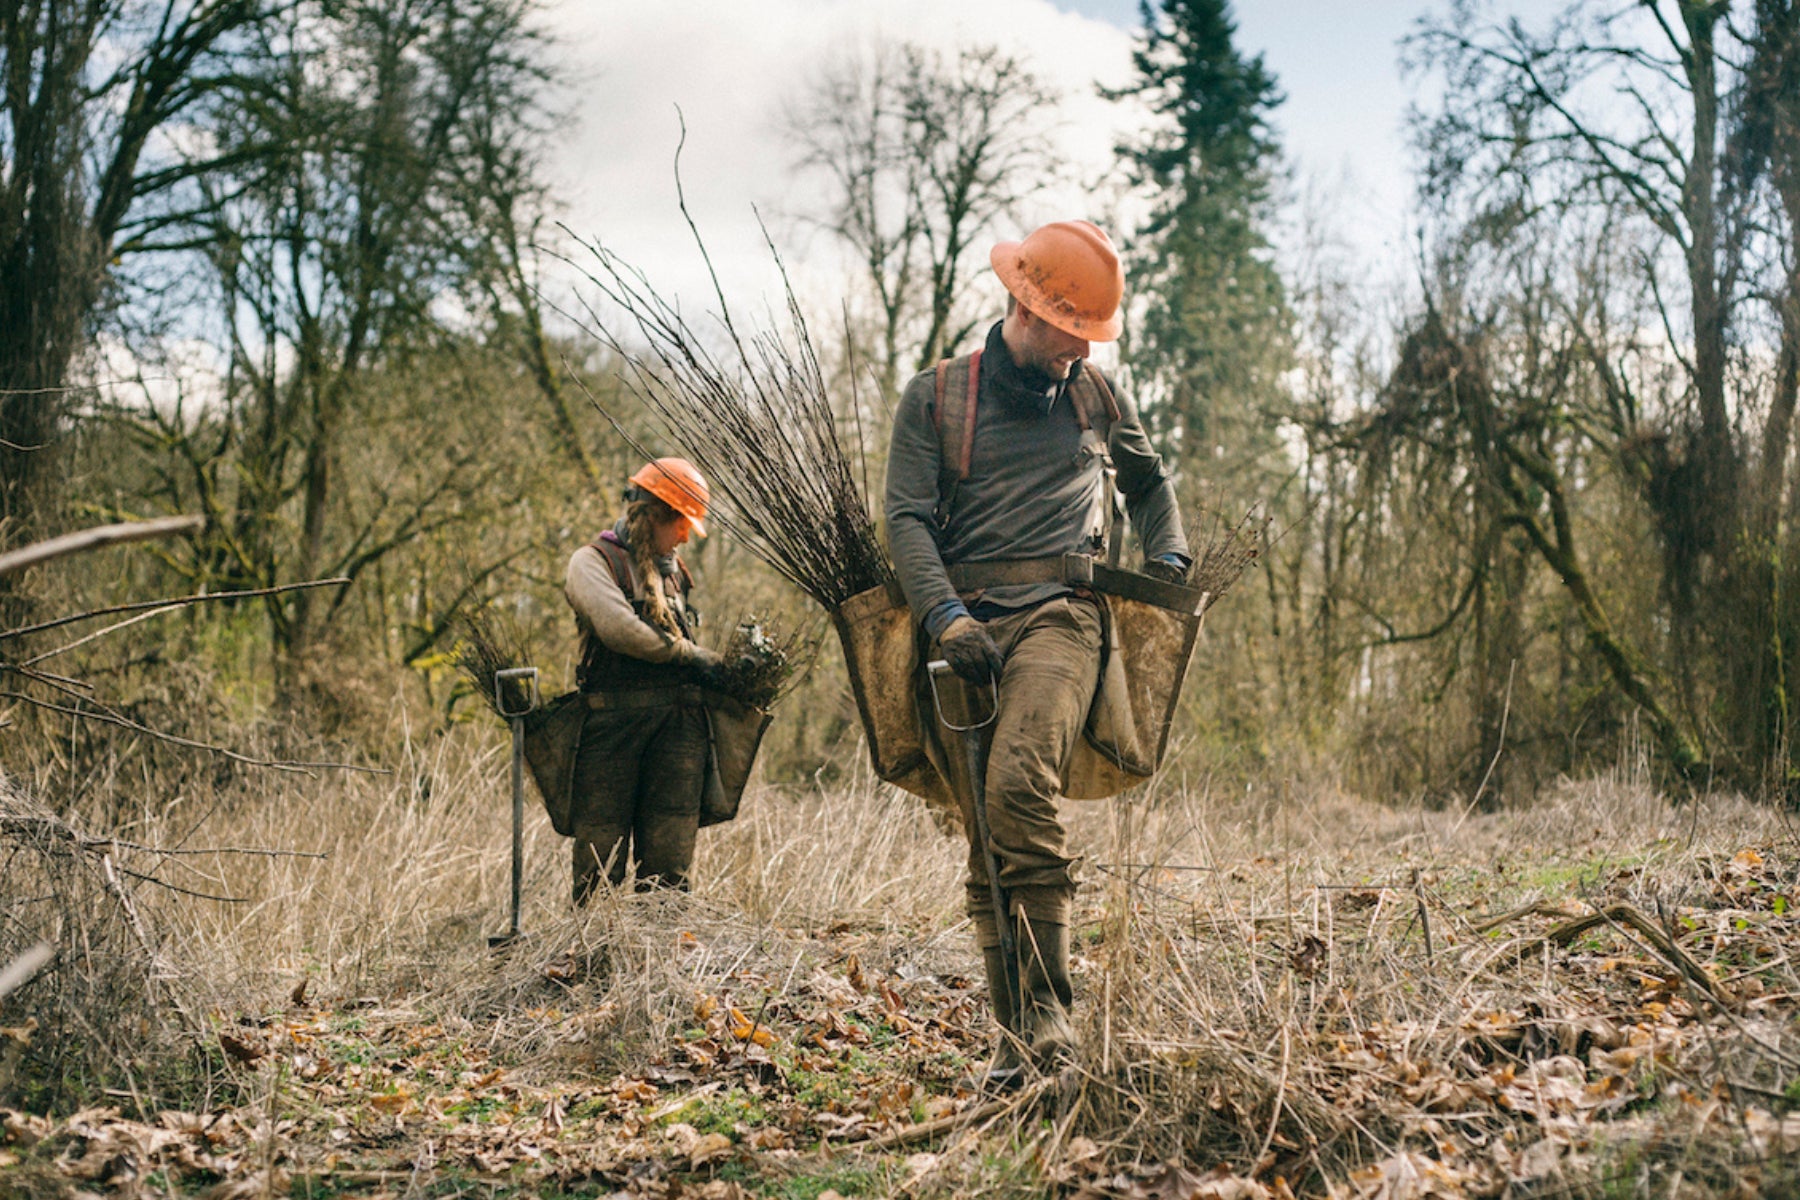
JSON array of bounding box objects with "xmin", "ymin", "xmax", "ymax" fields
[{"xmin": 6, "ymin": 700, "xmax": 1800, "ymax": 1196}]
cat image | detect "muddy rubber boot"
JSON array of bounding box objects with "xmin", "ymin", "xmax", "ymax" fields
[
  {"xmin": 1016, "ymin": 918, "xmax": 1076, "ymax": 1070},
  {"xmin": 979, "ymin": 944, "xmax": 1030, "ymax": 1092}
]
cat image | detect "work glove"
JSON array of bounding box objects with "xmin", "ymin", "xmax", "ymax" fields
[
  {"xmin": 940, "ymin": 615, "xmax": 1004, "ymax": 685},
  {"xmin": 1142, "ymin": 556, "xmax": 1189, "ymax": 584},
  {"xmin": 680, "ymin": 643, "xmax": 729, "ymax": 690}
]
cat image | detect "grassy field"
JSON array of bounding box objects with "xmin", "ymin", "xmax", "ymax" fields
[{"xmin": 4, "ymin": 708, "xmax": 1800, "ymax": 1198}]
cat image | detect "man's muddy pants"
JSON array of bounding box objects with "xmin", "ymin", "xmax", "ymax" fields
[
  {"xmin": 930, "ymin": 595, "xmax": 1100, "ymax": 1069},
  {"xmin": 928, "ymin": 595, "xmax": 1103, "ymax": 946},
  {"xmin": 568, "ymin": 701, "xmax": 708, "ymax": 901}
]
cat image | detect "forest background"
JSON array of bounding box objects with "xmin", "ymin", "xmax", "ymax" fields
[
  {"xmin": 5, "ymin": 0, "xmax": 1796, "ymax": 798},
  {"xmin": 5, "ymin": 0, "xmax": 1800, "ymax": 1195}
]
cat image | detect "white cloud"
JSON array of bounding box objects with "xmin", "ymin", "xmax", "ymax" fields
[{"xmin": 537, "ymin": 0, "xmax": 1142, "ymax": 322}]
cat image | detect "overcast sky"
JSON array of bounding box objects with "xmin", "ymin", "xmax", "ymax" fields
[{"xmin": 537, "ymin": 0, "xmax": 1566, "ymax": 323}]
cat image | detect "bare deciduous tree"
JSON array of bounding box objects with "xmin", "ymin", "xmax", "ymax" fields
[
  {"xmin": 784, "ymin": 41, "xmax": 1060, "ymax": 401},
  {"xmin": 0, "ymin": 0, "xmax": 287, "ymax": 532},
  {"xmin": 1364, "ymin": 0, "xmax": 1800, "ymax": 786}
]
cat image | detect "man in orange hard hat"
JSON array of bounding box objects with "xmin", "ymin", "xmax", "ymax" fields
[
  {"xmin": 562, "ymin": 456, "xmax": 726, "ymax": 898},
  {"xmin": 885, "ymin": 221, "xmax": 1190, "ymax": 1086}
]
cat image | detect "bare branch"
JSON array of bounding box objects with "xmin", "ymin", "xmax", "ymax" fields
[
  {"xmin": 0, "ymin": 578, "xmax": 352, "ymax": 643},
  {"xmin": 0, "ymin": 515, "xmax": 202, "ymax": 577}
]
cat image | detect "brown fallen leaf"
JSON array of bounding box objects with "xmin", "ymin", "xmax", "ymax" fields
[
  {"xmin": 369, "ymin": 1087, "xmax": 412, "ymax": 1114},
  {"xmin": 3, "ymin": 1108, "xmax": 54, "ymax": 1146},
  {"xmin": 197, "ymin": 1168, "xmax": 290, "ymax": 1200},
  {"xmin": 693, "ymin": 1184, "xmax": 751, "ymax": 1200},
  {"xmin": 689, "ymin": 1131, "xmax": 733, "ymax": 1168},
  {"xmin": 1289, "ymin": 934, "xmax": 1326, "ymax": 980},
  {"xmin": 218, "ymin": 1032, "xmax": 264, "ymax": 1065},
  {"xmin": 1345, "ymin": 1151, "xmax": 1475, "ymax": 1200},
  {"xmin": 1149, "ymin": 1164, "xmax": 1268, "ymax": 1200},
  {"xmin": 903, "ymin": 1152, "xmax": 940, "ymax": 1185}
]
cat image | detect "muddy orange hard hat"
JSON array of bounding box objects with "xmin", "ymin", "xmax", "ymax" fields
[
  {"xmin": 990, "ymin": 220, "xmax": 1125, "ymax": 342},
  {"xmin": 630, "ymin": 457, "xmax": 709, "ymax": 536}
]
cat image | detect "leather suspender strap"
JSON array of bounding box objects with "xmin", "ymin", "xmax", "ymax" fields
[
  {"xmin": 590, "ymin": 533, "xmax": 693, "ymax": 636},
  {"xmin": 591, "ymin": 535, "xmax": 639, "ymax": 599},
  {"xmin": 931, "ymin": 351, "xmax": 983, "ymax": 483},
  {"xmin": 1074, "ymin": 363, "xmax": 1121, "ymax": 426},
  {"xmin": 932, "ymin": 351, "xmax": 980, "ymax": 522},
  {"xmin": 960, "ymin": 351, "xmax": 980, "ymax": 477}
]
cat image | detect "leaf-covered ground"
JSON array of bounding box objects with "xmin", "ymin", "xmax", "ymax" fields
[{"xmin": 6, "ymin": 786, "xmax": 1800, "ymax": 1198}]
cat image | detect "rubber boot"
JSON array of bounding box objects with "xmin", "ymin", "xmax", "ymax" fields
[
  {"xmin": 978, "ymin": 944, "xmax": 1028, "ymax": 1092},
  {"xmin": 1016, "ymin": 917, "xmax": 1076, "ymax": 1069}
]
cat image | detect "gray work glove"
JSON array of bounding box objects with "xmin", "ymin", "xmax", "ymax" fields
[
  {"xmin": 940, "ymin": 615, "xmax": 1004, "ymax": 685},
  {"xmin": 1142, "ymin": 557, "xmax": 1188, "ymax": 584},
  {"xmin": 679, "ymin": 642, "xmax": 729, "ymax": 689}
]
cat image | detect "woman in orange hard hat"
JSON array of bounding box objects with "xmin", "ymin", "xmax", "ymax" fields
[{"xmin": 562, "ymin": 456, "xmax": 724, "ymax": 899}]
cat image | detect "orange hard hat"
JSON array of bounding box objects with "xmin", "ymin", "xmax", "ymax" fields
[
  {"xmin": 630, "ymin": 457, "xmax": 709, "ymax": 536},
  {"xmin": 990, "ymin": 220, "xmax": 1125, "ymax": 342}
]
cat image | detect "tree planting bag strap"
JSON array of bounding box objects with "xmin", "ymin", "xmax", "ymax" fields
[
  {"xmin": 581, "ymin": 683, "xmax": 703, "ymax": 711},
  {"xmin": 592, "ymin": 531, "xmax": 694, "ymax": 636},
  {"xmin": 1069, "ymin": 365, "xmax": 1124, "ymax": 562},
  {"xmin": 932, "ymin": 351, "xmax": 982, "ymax": 521},
  {"xmin": 945, "ymin": 554, "xmax": 1097, "ymax": 591},
  {"xmin": 592, "ymin": 532, "xmax": 642, "ymax": 598},
  {"xmin": 932, "ymin": 352, "xmax": 1122, "ymax": 543}
]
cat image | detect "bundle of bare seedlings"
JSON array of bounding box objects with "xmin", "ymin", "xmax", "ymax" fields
[
  {"xmin": 566, "ymin": 231, "xmax": 892, "ymax": 610},
  {"xmin": 713, "ymin": 617, "xmax": 809, "ymax": 711},
  {"xmin": 1182, "ymin": 501, "xmax": 1268, "ymax": 607},
  {"xmin": 455, "ymin": 605, "xmax": 539, "ymax": 717}
]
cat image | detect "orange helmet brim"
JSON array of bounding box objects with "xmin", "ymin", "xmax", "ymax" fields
[{"xmin": 991, "ymin": 241, "xmax": 1125, "ymax": 342}]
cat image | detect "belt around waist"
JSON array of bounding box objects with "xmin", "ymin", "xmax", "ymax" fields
[
  {"xmin": 945, "ymin": 554, "xmax": 1210, "ymax": 615},
  {"xmin": 581, "ymin": 684, "xmax": 704, "ymax": 711},
  {"xmin": 945, "ymin": 554, "xmax": 1095, "ymax": 591}
]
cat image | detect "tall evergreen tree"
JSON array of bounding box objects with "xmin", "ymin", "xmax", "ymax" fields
[{"xmin": 1108, "ymin": 0, "xmax": 1291, "ymax": 472}]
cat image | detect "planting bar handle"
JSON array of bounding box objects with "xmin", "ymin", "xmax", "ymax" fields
[
  {"xmin": 925, "ymin": 659, "xmax": 997, "ymax": 732},
  {"xmin": 495, "ymin": 667, "xmax": 540, "ymax": 717}
]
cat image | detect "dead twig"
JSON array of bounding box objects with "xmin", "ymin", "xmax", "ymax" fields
[
  {"xmin": 857, "ymin": 1080, "xmax": 1048, "ymax": 1152},
  {"xmin": 1536, "ymin": 902, "xmax": 1721, "ymax": 1003},
  {"xmin": 1469, "ymin": 899, "xmax": 1582, "ymax": 935},
  {"xmin": 0, "ymin": 515, "xmax": 201, "ymax": 577},
  {"xmin": 0, "ymin": 578, "xmax": 351, "ymax": 646},
  {"xmin": 0, "ymin": 943, "xmax": 53, "ymax": 1000},
  {"xmin": 0, "ymin": 689, "xmax": 382, "ymax": 775}
]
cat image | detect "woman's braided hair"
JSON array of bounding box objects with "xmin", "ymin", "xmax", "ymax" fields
[{"xmin": 623, "ymin": 494, "xmax": 682, "ymax": 638}]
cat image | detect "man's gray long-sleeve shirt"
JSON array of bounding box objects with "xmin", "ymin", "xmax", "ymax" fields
[{"xmin": 885, "ymin": 321, "xmax": 1189, "ymax": 635}]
